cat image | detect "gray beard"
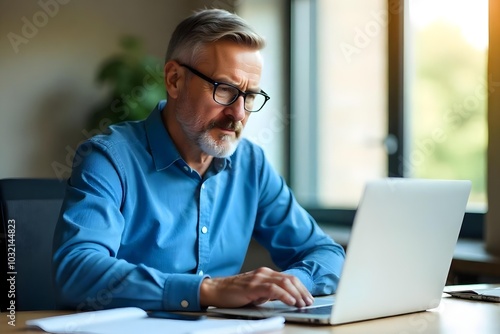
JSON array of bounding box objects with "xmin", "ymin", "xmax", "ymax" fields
[{"xmin": 198, "ymin": 131, "xmax": 239, "ymax": 158}]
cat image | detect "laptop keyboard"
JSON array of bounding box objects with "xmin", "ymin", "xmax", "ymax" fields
[{"xmin": 280, "ymin": 304, "xmax": 333, "ymax": 315}]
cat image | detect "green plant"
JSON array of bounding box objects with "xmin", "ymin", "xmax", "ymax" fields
[{"xmin": 87, "ymin": 36, "xmax": 165, "ymax": 134}]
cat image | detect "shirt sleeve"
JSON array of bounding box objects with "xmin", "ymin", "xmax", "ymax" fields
[
  {"xmin": 52, "ymin": 141, "xmax": 207, "ymax": 311},
  {"xmin": 252, "ymin": 148, "xmax": 346, "ymax": 296}
]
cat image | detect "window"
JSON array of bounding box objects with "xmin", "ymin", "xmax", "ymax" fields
[
  {"xmin": 291, "ymin": 0, "xmax": 388, "ymax": 210},
  {"xmin": 405, "ymin": 0, "xmax": 488, "ymax": 211},
  {"xmin": 290, "ymin": 0, "xmax": 488, "ymax": 236}
]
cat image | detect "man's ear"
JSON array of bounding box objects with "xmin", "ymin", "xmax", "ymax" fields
[{"xmin": 164, "ymin": 61, "xmax": 182, "ymax": 99}]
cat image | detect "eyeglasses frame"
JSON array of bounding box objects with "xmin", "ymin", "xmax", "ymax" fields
[{"xmin": 179, "ymin": 63, "xmax": 270, "ymax": 112}]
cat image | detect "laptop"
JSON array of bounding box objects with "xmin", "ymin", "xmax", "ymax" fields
[{"xmin": 209, "ymin": 178, "xmax": 472, "ymax": 325}]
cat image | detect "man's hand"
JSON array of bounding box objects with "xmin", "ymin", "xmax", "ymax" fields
[{"xmin": 199, "ymin": 267, "xmax": 314, "ymax": 308}]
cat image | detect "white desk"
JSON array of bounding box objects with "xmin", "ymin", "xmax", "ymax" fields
[{"xmin": 1, "ymin": 285, "xmax": 499, "ymax": 334}]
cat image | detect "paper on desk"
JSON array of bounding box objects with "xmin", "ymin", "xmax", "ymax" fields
[
  {"xmin": 446, "ymin": 287, "xmax": 500, "ymax": 302},
  {"xmin": 26, "ymin": 307, "xmax": 285, "ymax": 334},
  {"xmin": 474, "ymin": 288, "xmax": 500, "ymax": 297}
]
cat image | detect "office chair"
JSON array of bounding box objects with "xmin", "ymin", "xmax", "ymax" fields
[{"xmin": 0, "ymin": 178, "xmax": 66, "ymax": 311}]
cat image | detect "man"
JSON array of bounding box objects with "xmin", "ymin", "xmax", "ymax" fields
[{"xmin": 52, "ymin": 8, "xmax": 345, "ymax": 312}]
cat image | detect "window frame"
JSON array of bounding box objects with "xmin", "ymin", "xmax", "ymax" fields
[{"xmin": 289, "ymin": 0, "xmax": 485, "ymax": 239}]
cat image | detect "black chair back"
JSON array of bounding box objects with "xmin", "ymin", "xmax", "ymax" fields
[{"xmin": 0, "ymin": 178, "xmax": 66, "ymax": 311}]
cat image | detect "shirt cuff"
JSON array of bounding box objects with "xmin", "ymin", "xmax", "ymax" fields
[
  {"xmin": 162, "ymin": 274, "xmax": 209, "ymax": 311},
  {"xmin": 282, "ymin": 268, "xmax": 315, "ymax": 293}
]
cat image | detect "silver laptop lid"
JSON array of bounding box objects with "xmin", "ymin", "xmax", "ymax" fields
[{"xmin": 331, "ymin": 178, "xmax": 471, "ymax": 324}]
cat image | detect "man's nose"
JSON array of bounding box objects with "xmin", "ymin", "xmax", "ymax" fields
[{"xmin": 223, "ymin": 96, "xmax": 246, "ymax": 122}]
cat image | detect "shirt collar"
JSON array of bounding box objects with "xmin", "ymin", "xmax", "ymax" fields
[
  {"xmin": 145, "ymin": 101, "xmax": 181, "ymax": 171},
  {"xmin": 145, "ymin": 100, "xmax": 232, "ymax": 172}
]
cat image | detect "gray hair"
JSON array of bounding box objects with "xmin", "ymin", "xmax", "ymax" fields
[{"xmin": 165, "ymin": 8, "xmax": 266, "ymax": 65}]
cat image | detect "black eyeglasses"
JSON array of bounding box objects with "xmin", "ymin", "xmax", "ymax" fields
[{"xmin": 179, "ymin": 64, "xmax": 270, "ymax": 112}]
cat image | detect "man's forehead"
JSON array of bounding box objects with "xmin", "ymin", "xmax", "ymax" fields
[
  {"xmin": 201, "ymin": 41, "xmax": 262, "ymax": 67},
  {"xmin": 199, "ymin": 42, "xmax": 263, "ymax": 85}
]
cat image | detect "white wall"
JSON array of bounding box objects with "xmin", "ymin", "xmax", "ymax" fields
[
  {"xmin": 0, "ymin": 0, "xmax": 189, "ymax": 178},
  {"xmin": 237, "ymin": 0, "xmax": 288, "ymax": 177},
  {"xmin": 0, "ymin": 0, "xmax": 289, "ymax": 180}
]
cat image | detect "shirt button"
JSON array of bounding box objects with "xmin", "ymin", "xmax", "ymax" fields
[
  {"xmin": 198, "ymin": 270, "xmax": 204, "ymax": 276},
  {"xmin": 201, "ymin": 183, "xmax": 206, "ymax": 189},
  {"xmin": 181, "ymin": 300, "xmax": 189, "ymax": 308},
  {"xmin": 201, "ymin": 226, "xmax": 208, "ymax": 234},
  {"xmin": 183, "ymin": 166, "xmax": 189, "ymax": 172}
]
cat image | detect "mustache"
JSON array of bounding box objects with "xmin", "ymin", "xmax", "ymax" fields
[{"xmin": 209, "ymin": 119, "xmax": 243, "ymax": 133}]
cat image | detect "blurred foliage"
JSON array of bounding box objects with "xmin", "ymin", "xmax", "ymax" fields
[
  {"xmin": 87, "ymin": 36, "xmax": 165, "ymax": 134},
  {"xmin": 411, "ymin": 22, "xmax": 487, "ymax": 204}
]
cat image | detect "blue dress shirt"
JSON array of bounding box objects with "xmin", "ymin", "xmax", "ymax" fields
[{"xmin": 52, "ymin": 100, "xmax": 345, "ymax": 311}]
